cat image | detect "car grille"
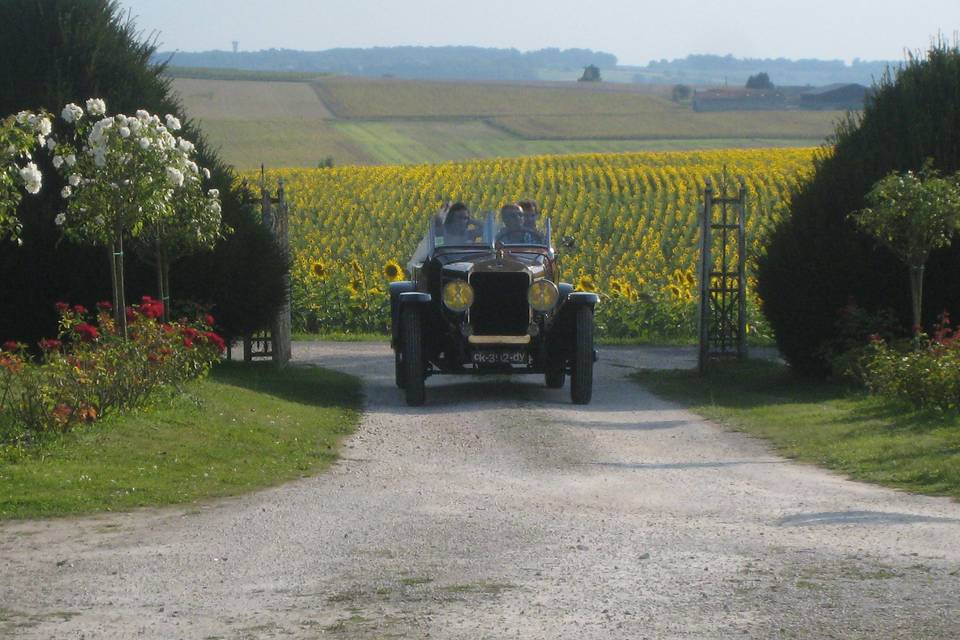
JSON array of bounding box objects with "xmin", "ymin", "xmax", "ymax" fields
[{"xmin": 470, "ymin": 272, "xmax": 530, "ymax": 335}]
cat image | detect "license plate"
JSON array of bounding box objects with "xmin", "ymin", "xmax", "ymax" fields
[{"xmin": 472, "ymin": 350, "xmax": 526, "ymax": 364}]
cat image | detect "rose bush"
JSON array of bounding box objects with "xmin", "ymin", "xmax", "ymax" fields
[{"xmin": 0, "ymin": 297, "xmax": 224, "ymax": 445}]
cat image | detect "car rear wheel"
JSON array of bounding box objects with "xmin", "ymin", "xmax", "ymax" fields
[
  {"xmin": 401, "ymin": 306, "xmax": 425, "ymax": 406},
  {"xmin": 545, "ymin": 353, "xmax": 565, "ymax": 388},
  {"xmin": 570, "ymin": 306, "xmax": 594, "ymax": 404},
  {"xmin": 394, "ymin": 348, "xmax": 406, "ymax": 389}
]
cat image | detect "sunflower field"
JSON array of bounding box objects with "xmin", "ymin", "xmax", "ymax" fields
[{"xmin": 249, "ymin": 147, "xmax": 816, "ymax": 341}]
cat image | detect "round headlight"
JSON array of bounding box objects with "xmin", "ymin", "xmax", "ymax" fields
[
  {"xmin": 442, "ymin": 280, "xmax": 474, "ymax": 312},
  {"xmin": 528, "ymin": 280, "xmax": 559, "ymax": 311}
]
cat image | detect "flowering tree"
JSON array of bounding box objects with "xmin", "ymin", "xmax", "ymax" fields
[
  {"xmin": 0, "ymin": 110, "xmax": 51, "ymax": 242},
  {"xmin": 852, "ymin": 160, "xmax": 960, "ymax": 329},
  {"xmin": 47, "ymin": 99, "xmax": 221, "ymax": 336}
]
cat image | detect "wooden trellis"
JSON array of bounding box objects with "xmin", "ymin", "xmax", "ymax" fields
[{"xmin": 697, "ymin": 176, "xmax": 747, "ymax": 373}]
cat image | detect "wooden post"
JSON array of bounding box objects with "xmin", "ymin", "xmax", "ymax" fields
[
  {"xmin": 737, "ymin": 180, "xmax": 748, "ymax": 360},
  {"xmin": 271, "ymin": 178, "xmax": 292, "ymax": 367},
  {"xmin": 698, "ymin": 179, "xmax": 713, "ymax": 374}
]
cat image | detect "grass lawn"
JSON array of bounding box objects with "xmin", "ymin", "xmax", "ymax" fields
[
  {"xmin": 0, "ymin": 362, "xmax": 360, "ymax": 520},
  {"xmin": 633, "ymin": 360, "xmax": 960, "ymax": 500}
]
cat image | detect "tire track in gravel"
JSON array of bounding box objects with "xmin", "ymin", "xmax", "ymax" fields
[{"xmin": 1, "ymin": 342, "xmax": 959, "ymax": 639}]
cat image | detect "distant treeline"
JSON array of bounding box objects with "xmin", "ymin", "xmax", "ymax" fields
[
  {"xmin": 154, "ymin": 46, "xmax": 619, "ymax": 81},
  {"xmin": 632, "ymin": 54, "xmax": 897, "ymax": 86}
]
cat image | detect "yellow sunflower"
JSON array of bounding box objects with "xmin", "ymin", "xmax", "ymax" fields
[
  {"xmin": 576, "ymin": 275, "xmax": 596, "ymax": 292},
  {"xmin": 311, "ymin": 260, "xmax": 327, "ymax": 279},
  {"xmin": 382, "ymin": 259, "xmax": 404, "ymax": 282}
]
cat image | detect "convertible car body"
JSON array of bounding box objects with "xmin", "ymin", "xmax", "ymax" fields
[{"xmin": 390, "ymin": 212, "xmax": 598, "ymax": 406}]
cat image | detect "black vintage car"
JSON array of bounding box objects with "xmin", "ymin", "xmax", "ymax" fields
[{"xmin": 390, "ymin": 210, "xmax": 598, "ymax": 406}]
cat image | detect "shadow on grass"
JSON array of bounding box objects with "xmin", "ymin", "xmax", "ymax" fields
[
  {"xmin": 634, "ymin": 359, "xmax": 842, "ymax": 409},
  {"xmin": 211, "ymin": 361, "xmax": 361, "ymax": 410}
]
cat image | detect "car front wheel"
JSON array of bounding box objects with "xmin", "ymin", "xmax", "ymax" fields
[
  {"xmin": 401, "ymin": 306, "xmax": 425, "ymax": 406},
  {"xmin": 570, "ymin": 306, "xmax": 594, "ymax": 404}
]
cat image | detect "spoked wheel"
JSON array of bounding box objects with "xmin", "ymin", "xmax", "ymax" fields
[
  {"xmin": 544, "ymin": 352, "xmax": 566, "ymax": 389},
  {"xmin": 570, "ymin": 306, "xmax": 594, "ymax": 404},
  {"xmin": 401, "ymin": 306, "xmax": 425, "ymax": 406},
  {"xmin": 394, "ymin": 348, "xmax": 406, "ymax": 389}
]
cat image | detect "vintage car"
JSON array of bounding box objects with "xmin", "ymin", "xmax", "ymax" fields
[{"xmin": 390, "ymin": 210, "xmax": 598, "ymax": 406}]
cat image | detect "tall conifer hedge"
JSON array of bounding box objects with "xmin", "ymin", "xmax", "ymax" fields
[{"xmin": 756, "ymin": 41, "xmax": 960, "ymax": 375}]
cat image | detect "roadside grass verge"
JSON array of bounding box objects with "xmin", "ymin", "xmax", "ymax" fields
[
  {"xmin": 0, "ymin": 362, "xmax": 360, "ymax": 520},
  {"xmin": 632, "ymin": 360, "xmax": 960, "ymax": 500}
]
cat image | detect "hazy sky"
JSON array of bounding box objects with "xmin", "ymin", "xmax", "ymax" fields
[{"xmin": 117, "ymin": 0, "xmax": 960, "ymax": 66}]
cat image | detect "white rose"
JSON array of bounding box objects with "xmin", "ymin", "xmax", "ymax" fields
[
  {"xmin": 61, "ymin": 103, "xmax": 83, "ymax": 123},
  {"xmin": 128, "ymin": 118, "xmax": 141, "ymax": 133},
  {"xmin": 61, "ymin": 186, "xmax": 72, "ymax": 198},
  {"xmin": 19, "ymin": 162, "xmax": 42, "ymax": 194},
  {"xmin": 46, "ymin": 138, "xmax": 57, "ymax": 151},
  {"xmin": 186, "ymin": 160, "xmax": 198, "ymax": 174},
  {"xmin": 52, "ymin": 155, "xmax": 64, "ymax": 169},
  {"xmin": 86, "ymin": 98, "xmax": 106, "ymax": 116},
  {"xmin": 119, "ymin": 127, "xmax": 130, "ymax": 138},
  {"xmin": 136, "ymin": 109, "xmax": 150, "ymax": 120},
  {"xmin": 166, "ymin": 166, "xmax": 184, "ymax": 187},
  {"xmin": 165, "ymin": 114, "xmax": 182, "ymax": 131},
  {"xmin": 54, "ymin": 213, "xmax": 66, "ymax": 226},
  {"xmin": 202, "ymin": 167, "xmax": 211, "ymax": 179},
  {"xmin": 177, "ymin": 138, "xmax": 194, "ymax": 153},
  {"xmin": 94, "ymin": 151, "xmax": 107, "ymax": 167},
  {"xmin": 208, "ymin": 188, "xmax": 220, "ymax": 198},
  {"xmin": 65, "ymin": 154, "xmax": 76, "ymax": 167},
  {"xmin": 37, "ymin": 117, "xmax": 52, "ymax": 137},
  {"xmin": 139, "ymin": 138, "xmax": 150, "ymax": 150},
  {"xmin": 68, "ymin": 174, "xmax": 80, "ymax": 187}
]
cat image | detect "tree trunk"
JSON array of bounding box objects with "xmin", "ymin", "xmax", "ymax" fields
[
  {"xmin": 112, "ymin": 232, "xmax": 127, "ymax": 339},
  {"xmin": 909, "ymin": 263, "xmax": 925, "ymax": 331},
  {"xmin": 155, "ymin": 240, "xmax": 165, "ymax": 320},
  {"xmin": 162, "ymin": 248, "xmax": 171, "ymax": 323}
]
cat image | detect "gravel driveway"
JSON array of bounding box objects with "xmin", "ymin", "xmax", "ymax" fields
[{"xmin": 2, "ymin": 342, "xmax": 959, "ymax": 639}]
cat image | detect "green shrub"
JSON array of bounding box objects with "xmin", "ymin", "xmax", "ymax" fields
[
  {"xmin": 0, "ymin": 298, "xmax": 223, "ymax": 445},
  {"xmin": 757, "ymin": 40, "xmax": 960, "ymax": 375},
  {"xmin": 858, "ymin": 315, "xmax": 960, "ymax": 411}
]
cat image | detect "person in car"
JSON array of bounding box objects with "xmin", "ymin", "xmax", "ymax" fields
[
  {"xmin": 407, "ymin": 202, "xmax": 479, "ymax": 275},
  {"xmin": 518, "ymin": 200, "xmax": 540, "ymax": 232},
  {"xmin": 497, "ymin": 203, "xmax": 544, "ymax": 244}
]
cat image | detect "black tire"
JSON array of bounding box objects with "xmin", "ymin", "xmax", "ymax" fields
[
  {"xmin": 570, "ymin": 306, "xmax": 594, "ymax": 404},
  {"xmin": 394, "ymin": 348, "xmax": 406, "ymax": 389},
  {"xmin": 401, "ymin": 306, "xmax": 425, "ymax": 406},
  {"xmin": 544, "ymin": 352, "xmax": 566, "ymax": 388}
]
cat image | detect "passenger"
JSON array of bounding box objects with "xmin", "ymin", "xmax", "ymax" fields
[
  {"xmin": 497, "ymin": 203, "xmax": 544, "ymax": 244},
  {"xmin": 518, "ymin": 200, "xmax": 540, "ymax": 231},
  {"xmin": 438, "ymin": 202, "xmax": 480, "ymax": 245}
]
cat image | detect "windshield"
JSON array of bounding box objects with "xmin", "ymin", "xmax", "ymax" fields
[{"xmin": 431, "ymin": 210, "xmax": 551, "ymax": 249}]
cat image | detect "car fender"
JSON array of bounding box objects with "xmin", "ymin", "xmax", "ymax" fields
[
  {"xmin": 390, "ymin": 282, "xmax": 421, "ymax": 347},
  {"xmin": 545, "ymin": 290, "xmax": 598, "ymax": 355}
]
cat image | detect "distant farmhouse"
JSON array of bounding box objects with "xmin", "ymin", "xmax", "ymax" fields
[{"xmin": 693, "ymin": 83, "xmax": 871, "ymax": 112}]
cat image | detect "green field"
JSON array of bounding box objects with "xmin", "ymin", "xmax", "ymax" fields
[{"xmin": 169, "ymin": 71, "xmax": 843, "ymax": 169}]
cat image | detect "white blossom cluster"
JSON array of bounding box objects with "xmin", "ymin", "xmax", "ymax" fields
[
  {"xmin": 8, "ymin": 110, "xmax": 54, "ymax": 194},
  {"xmin": 46, "ymin": 98, "xmax": 222, "ymax": 248}
]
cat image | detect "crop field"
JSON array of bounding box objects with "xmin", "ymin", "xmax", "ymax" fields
[
  {"xmin": 248, "ymin": 147, "xmax": 817, "ymax": 340},
  {"xmin": 170, "ymin": 72, "xmax": 842, "ymax": 168}
]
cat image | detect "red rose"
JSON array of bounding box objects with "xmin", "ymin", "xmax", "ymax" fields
[
  {"xmin": 182, "ymin": 337, "xmax": 194, "ymax": 349},
  {"xmin": 73, "ymin": 304, "xmax": 88, "ymax": 314},
  {"xmin": 96, "ymin": 300, "xmax": 113, "ymax": 311},
  {"xmin": 54, "ymin": 301, "xmax": 69, "ymax": 313},
  {"xmin": 161, "ymin": 323, "xmax": 175, "ymax": 335},
  {"xmin": 126, "ymin": 306, "xmax": 138, "ymax": 323},
  {"xmin": 204, "ymin": 331, "xmax": 226, "ymax": 352},
  {"xmin": 204, "ymin": 314, "xmax": 215, "ymax": 326},
  {"xmin": 2, "ymin": 340, "xmax": 19, "ymax": 352},
  {"xmin": 39, "ymin": 338, "xmax": 62, "ymax": 351},
  {"xmin": 74, "ymin": 323, "xmax": 99, "ymax": 342}
]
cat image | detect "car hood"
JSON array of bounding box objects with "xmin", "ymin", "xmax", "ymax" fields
[{"xmin": 442, "ymin": 256, "xmax": 547, "ymax": 281}]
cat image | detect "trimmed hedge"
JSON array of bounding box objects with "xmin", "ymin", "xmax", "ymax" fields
[{"xmin": 756, "ymin": 41, "xmax": 960, "ymax": 375}]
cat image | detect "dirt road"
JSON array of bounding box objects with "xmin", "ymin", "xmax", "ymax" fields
[{"xmin": 2, "ymin": 343, "xmax": 959, "ymax": 639}]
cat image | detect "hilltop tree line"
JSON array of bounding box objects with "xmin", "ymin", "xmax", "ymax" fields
[
  {"xmin": 155, "ymin": 46, "xmax": 619, "ymax": 82},
  {"xmin": 636, "ymin": 54, "xmax": 894, "ymax": 86}
]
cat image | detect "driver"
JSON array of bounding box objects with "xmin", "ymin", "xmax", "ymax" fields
[{"xmin": 497, "ymin": 203, "xmax": 544, "ymax": 244}]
